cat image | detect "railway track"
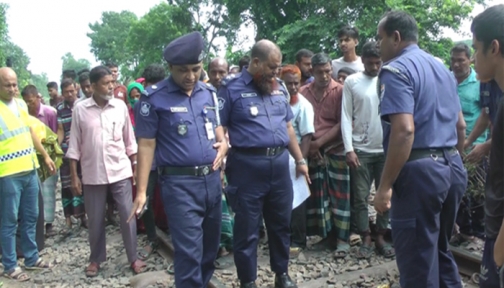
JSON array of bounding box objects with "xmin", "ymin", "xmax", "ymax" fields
[
  {"xmin": 155, "ymin": 229, "xmax": 483, "ymax": 288},
  {"xmin": 450, "ymin": 245, "xmax": 482, "ymax": 286},
  {"xmin": 156, "ymin": 227, "xmax": 228, "ymax": 288}
]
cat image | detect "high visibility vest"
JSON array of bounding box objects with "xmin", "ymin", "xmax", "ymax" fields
[{"xmin": 0, "ymin": 98, "xmax": 39, "ymax": 177}]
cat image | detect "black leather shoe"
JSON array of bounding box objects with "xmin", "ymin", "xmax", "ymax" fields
[
  {"xmin": 274, "ymin": 273, "xmax": 297, "ymax": 288},
  {"xmin": 240, "ymin": 282, "xmax": 257, "ymax": 288}
]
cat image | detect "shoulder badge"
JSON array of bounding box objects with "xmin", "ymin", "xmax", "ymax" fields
[
  {"xmin": 221, "ymin": 73, "xmax": 239, "ymax": 87},
  {"xmin": 204, "ymin": 82, "xmax": 216, "ymax": 92},
  {"xmin": 143, "ymin": 79, "xmax": 168, "ymax": 97},
  {"xmin": 380, "ymin": 65, "xmax": 409, "ymax": 83}
]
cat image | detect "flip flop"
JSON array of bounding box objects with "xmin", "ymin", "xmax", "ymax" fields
[
  {"xmin": 3, "ymin": 267, "xmax": 30, "ymax": 282},
  {"xmin": 349, "ymin": 234, "xmax": 362, "ymax": 246},
  {"xmin": 334, "ymin": 243, "xmax": 350, "ymax": 259},
  {"xmin": 376, "ymin": 243, "xmax": 395, "ymax": 258},
  {"xmin": 85, "ymin": 262, "xmax": 100, "ymax": 278},
  {"xmin": 167, "ymin": 264, "xmax": 175, "ymax": 275},
  {"xmin": 355, "ymin": 244, "xmax": 373, "ymax": 259}
]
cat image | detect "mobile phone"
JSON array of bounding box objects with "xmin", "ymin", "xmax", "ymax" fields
[{"xmin": 136, "ymin": 196, "xmax": 149, "ymax": 219}]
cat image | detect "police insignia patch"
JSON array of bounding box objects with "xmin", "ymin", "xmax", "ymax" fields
[
  {"xmin": 380, "ymin": 84, "xmax": 385, "ymax": 102},
  {"xmin": 218, "ymin": 97, "xmax": 225, "ymax": 110},
  {"xmin": 140, "ymin": 102, "xmax": 151, "ymax": 117}
]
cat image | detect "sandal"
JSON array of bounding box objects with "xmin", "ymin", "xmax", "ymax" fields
[
  {"xmin": 376, "ymin": 243, "xmax": 395, "ymax": 258},
  {"xmin": 137, "ymin": 240, "xmax": 158, "ymax": 260},
  {"xmin": 167, "ymin": 263, "xmax": 175, "ymax": 275},
  {"xmin": 214, "ymin": 257, "xmax": 233, "ymax": 270},
  {"xmin": 131, "ymin": 259, "xmax": 147, "ymax": 275},
  {"xmin": 355, "ymin": 244, "xmax": 374, "ymax": 259},
  {"xmin": 349, "ymin": 234, "xmax": 362, "ymax": 246},
  {"xmin": 289, "ymin": 247, "xmax": 303, "ymax": 258},
  {"xmin": 3, "ymin": 267, "xmax": 30, "ymax": 282},
  {"xmin": 85, "ymin": 262, "xmax": 100, "ymax": 277},
  {"xmin": 334, "ymin": 243, "xmax": 350, "ymax": 259},
  {"xmin": 25, "ymin": 258, "xmax": 54, "ymax": 270}
]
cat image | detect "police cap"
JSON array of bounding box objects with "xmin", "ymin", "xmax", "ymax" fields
[{"xmin": 163, "ymin": 31, "xmax": 205, "ymax": 65}]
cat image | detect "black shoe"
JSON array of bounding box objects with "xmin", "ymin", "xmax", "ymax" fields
[
  {"xmin": 240, "ymin": 282, "xmax": 257, "ymax": 288},
  {"xmin": 274, "ymin": 273, "xmax": 297, "ymax": 288}
]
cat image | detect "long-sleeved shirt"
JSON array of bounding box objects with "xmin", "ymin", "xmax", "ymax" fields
[
  {"xmin": 36, "ymin": 104, "xmax": 58, "ymax": 133},
  {"xmin": 341, "ymin": 72, "xmax": 383, "ymax": 154},
  {"xmin": 66, "ymin": 97, "xmax": 137, "ymax": 185}
]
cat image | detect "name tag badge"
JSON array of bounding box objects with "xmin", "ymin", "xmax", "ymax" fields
[
  {"xmin": 241, "ymin": 93, "xmax": 257, "ymax": 98},
  {"xmin": 170, "ymin": 107, "xmax": 188, "ymax": 113},
  {"xmin": 250, "ymin": 106, "xmax": 258, "ymax": 117},
  {"xmin": 272, "ymin": 90, "xmax": 283, "ymax": 95},
  {"xmin": 205, "ymin": 122, "xmax": 215, "ymax": 140}
]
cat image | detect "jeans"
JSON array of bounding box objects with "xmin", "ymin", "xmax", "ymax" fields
[{"xmin": 0, "ymin": 170, "xmax": 40, "ymax": 271}]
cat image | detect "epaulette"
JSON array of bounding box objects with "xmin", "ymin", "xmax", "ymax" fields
[
  {"xmin": 380, "ymin": 65, "xmax": 409, "ymax": 83},
  {"xmin": 221, "ymin": 73, "xmax": 239, "ymax": 87},
  {"xmin": 204, "ymin": 82, "xmax": 216, "ymax": 92},
  {"xmin": 142, "ymin": 78, "xmax": 169, "ymax": 97}
]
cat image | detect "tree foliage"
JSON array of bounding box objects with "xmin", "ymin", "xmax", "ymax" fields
[
  {"xmin": 61, "ymin": 52, "xmax": 91, "ymax": 74},
  {"xmin": 126, "ymin": 3, "xmax": 193, "ymax": 77},
  {"xmin": 228, "ymin": 0, "xmax": 484, "ymax": 64},
  {"xmin": 87, "ymin": 11, "xmax": 138, "ymax": 66}
]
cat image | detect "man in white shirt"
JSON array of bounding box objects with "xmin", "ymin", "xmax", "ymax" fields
[
  {"xmin": 331, "ymin": 26, "xmax": 365, "ymax": 81},
  {"xmin": 280, "ymin": 65, "xmax": 315, "ymax": 256},
  {"xmin": 341, "ymin": 41, "xmax": 394, "ymax": 259}
]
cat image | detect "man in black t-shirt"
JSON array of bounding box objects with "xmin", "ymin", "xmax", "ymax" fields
[{"xmin": 471, "ymin": 5, "xmax": 504, "ymax": 288}]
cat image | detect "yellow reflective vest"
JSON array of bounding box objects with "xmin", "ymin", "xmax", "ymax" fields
[{"xmin": 0, "ymin": 98, "xmax": 39, "ymax": 177}]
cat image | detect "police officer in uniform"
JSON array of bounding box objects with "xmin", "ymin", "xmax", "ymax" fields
[
  {"xmin": 129, "ymin": 31, "xmax": 228, "ymax": 288},
  {"xmin": 374, "ymin": 11, "xmax": 468, "ymax": 288},
  {"xmin": 218, "ymin": 40, "xmax": 309, "ymax": 288}
]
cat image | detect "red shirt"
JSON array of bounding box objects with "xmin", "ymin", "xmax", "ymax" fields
[{"xmin": 114, "ymin": 84, "xmax": 127, "ymax": 103}]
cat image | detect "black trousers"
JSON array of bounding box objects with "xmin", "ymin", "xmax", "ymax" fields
[{"xmin": 290, "ymin": 200, "xmax": 307, "ymax": 247}]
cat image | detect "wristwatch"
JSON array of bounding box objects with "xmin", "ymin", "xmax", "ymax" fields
[{"xmin": 296, "ymin": 159, "xmax": 307, "ymax": 166}]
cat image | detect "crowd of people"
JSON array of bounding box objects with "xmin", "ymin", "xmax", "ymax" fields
[{"xmin": 0, "ymin": 5, "xmax": 503, "ymax": 288}]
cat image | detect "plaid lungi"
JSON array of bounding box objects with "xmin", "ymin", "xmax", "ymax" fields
[
  {"xmin": 306, "ymin": 153, "xmax": 351, "ymax": 241},
  {"xmin": 220, "ymin": 192, "xmax": 234, "ymax": 250}
]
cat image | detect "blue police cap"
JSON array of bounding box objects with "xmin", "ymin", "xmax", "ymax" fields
[{"xmin": 163, "ymin": 31, "xmax": 205, "ymax": 65}]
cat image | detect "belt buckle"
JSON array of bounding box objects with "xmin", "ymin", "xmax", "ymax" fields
[
  {"xmin": 267, "ymin": 147, "xmax": 278, "ymax": 156},
  {"xmin": 202, "ymin": 166, "xmax": 210, "ymax": 175}
]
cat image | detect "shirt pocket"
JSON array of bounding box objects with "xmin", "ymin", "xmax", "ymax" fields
[
  {"xmin": 270, "ymin": 96, "xmax": 287, "ymax": 116},
  {"xmin": 168, "ymin": 112, "xmax": 194, "ymax": 138},
  {"xmin": 110, "ymin": 121, "xmax": 123, "ymax": 142},
  {"xmin": 236, "ymin": 98, "xmax": 266, "ymax": 118}
]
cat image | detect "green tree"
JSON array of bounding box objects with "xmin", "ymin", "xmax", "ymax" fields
[
  {"xmin": 228, "ymin": 0, "xmax": 484, "ymax": 64},
  {"xmin": 167, "ymin": 0, "xmax": 241, "ymax": 62},
  {"xmin": 87, "ymin": 11, "xmax": 138, "ymax": 67},
  {"xmin": 30, "ymin": 72, "xmax": 50, "ymax": 101},
  {"xmin": 61, "ymin": 52, "xmax": 91, "ymax": 74},
  {"xmin": 0, "ymin": 3, "xmax": 8, "ymax": 65},
  {"xmin": 125, "ymin": 3, "xmax": 193, "ymax": 77},
  {"xmin": 3, "ymin": 41, "xmax": 31, "ymax": 87}
]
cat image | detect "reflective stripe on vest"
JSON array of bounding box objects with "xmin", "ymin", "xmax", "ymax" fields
[{"xmin": 0, "ymin": 147, "xmax": 34, "ymax": 163}]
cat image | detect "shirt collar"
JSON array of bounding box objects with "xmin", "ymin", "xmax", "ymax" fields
[
  {"xmin": 384, "ymin": 44, "xmax": 420, "ymax": 65},
  {"xmin": 37, "ymin": 104, "xmax": 44, "ymax": 117},
  {"xmin": 241, "ymin": 68, "xmax": 254, "ymax": 85},
  {"xmin": 306, "ymin": 79, "xmax": 339, "ymax": 94},
  {"xmin": 459, "ymin": 68, "xmax": 478, "ymax": 86},
  {"xmin": 166, "ymin": 76, "xmax": 204, "ymax": 94},
  {"xmin": 82, "ymin": 96, "xmax": 116, "ymax": 108}
]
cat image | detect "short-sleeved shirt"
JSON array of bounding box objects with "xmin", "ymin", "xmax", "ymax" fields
[
  {"xmin": 299, "ymin": 79, "xmax": 344, "ymax": 153},
  {"xmin": 480, "ymin": 79, "xmax": 503, "ymax": 126},
  {"xmin": 56, "ymin": 100, "xmax": 76, "ymax": 154},
  {"xmin": 217, "ymin": 70, "xmax": 294, "ymax": 148},
  {"xmin": 486, "ymin": 97, "xmax": 504, "ymax": 239},
  {"xmin": 457, "ymin": 69, "xmax": 487, "ymax": 144},
  {"xmin": 290, "ymin": 93, "xmax": 315, "ymax": 143},
  {"xmin": 379, "ymin": 44, "xmax": 460, "ymax": 151},
  {"xmin": 135, "ymin": 77, "xmax": 220, "ymax": 167},
  {"xmin": 331, "ymin": 57, "xmax": 364, "ymax": 79}
]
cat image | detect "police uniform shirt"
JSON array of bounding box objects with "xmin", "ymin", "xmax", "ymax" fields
[
  {"xmin": 217, "ymin": 69, "xmax": 294, "ymax": 148},
  {"xmin": 134, "ymin": 77, "xmax": 220, "ymax": 167},
  {"xmin": 379, "ymin": 44, "xmax": 460, "ymax": 151}
]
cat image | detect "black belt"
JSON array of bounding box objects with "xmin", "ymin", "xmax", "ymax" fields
[
  {"xmin": 158, "ymin": 164, "xmax": 214, "ymax": 176},
  {"xmin": 232, "ymin": 146, "xmax": 286, "ymax": 156},
  {"xmin": 407, "ymin": 148, "xmax": 458, "ymax": 162}
]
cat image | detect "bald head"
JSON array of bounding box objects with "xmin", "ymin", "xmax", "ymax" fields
[
  {"xmin": 0, "ymin": 67, "xmax": 19, "ymax": 101},
  {"xmin": 248, "ymin": 40, "xmax": 283, "ymax": 80},
  {"xmin": 251, "ymin": 40, "xmax": 281, "ymax": 61},
  {"xmin": 208, "ymin": 58, "xmax": 229, "ymax": 88}
]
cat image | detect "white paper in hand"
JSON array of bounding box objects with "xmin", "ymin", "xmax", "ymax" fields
[{"xmin": 289, "ymin": 155, "xmax": 310, "ymax": 210}]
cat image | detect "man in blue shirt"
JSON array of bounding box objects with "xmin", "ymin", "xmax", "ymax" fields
[
  {"xmin": 130, "ymin": 31, "xmax": 228, "ymax": 288},
  {"xmin": 375, "ymin": 11, "xmax": 468, "ymax": 288},
  {"xmin": 218, "ymin": 40, "xmax": 309, "ymax": 288},
  {"xmin": 470, "ymin": 5, "xmax": 504, "ymax": 287}
]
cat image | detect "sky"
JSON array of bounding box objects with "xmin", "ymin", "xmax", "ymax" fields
[{"xmin": 3, "ymin": 0, "xmax": 504, "ymax": 83}]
